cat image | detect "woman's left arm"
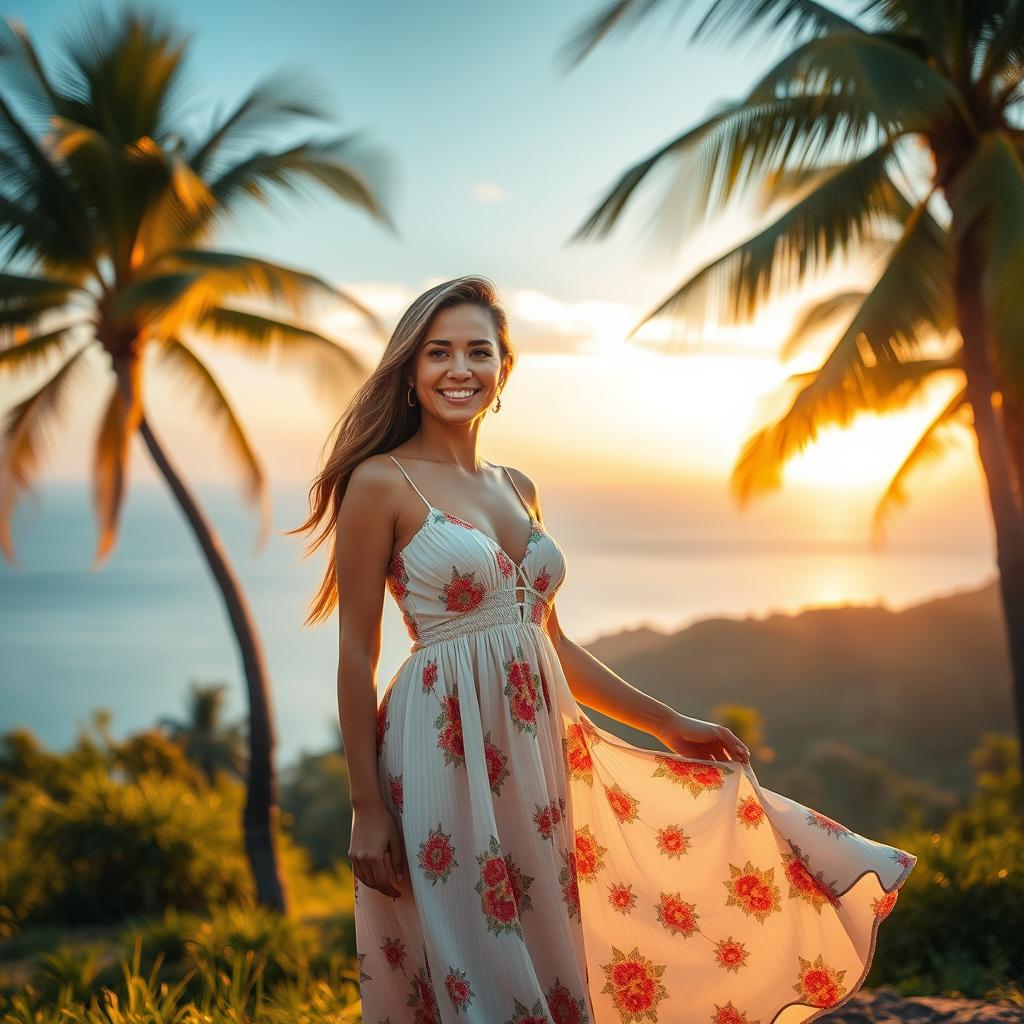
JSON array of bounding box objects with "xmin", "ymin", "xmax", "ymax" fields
[
  {"xmin": 544, "ymin": 603, "xmax": 751, "ymax": 764},
  {"xmin": 515, "ymin": 468, "xmax": 750, "ymax": 765}
]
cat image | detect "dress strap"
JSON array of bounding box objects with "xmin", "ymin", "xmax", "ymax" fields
[
  {"xmin": 389, "ymin": 455, "xmax": 432, "ymax": 511},
  {"xmin": 494, "ymin": 463, "xmax": 534, "ymax": 521}
]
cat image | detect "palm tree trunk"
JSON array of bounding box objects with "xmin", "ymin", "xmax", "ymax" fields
[
  {"xmin": 137, "ymin": 412, "xmax": 288, "ymax": 912},
  {"xmin": 953, "ymin": 224, "xmax": 1024, "ymax": 784}
]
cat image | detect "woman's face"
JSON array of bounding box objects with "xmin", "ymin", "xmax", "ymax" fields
[{"xmin": 409, "ymin": 303, "xmax": 505, "ymax": 422}]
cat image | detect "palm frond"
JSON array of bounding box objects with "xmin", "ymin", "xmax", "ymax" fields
[
  {"xmin": 0, "ymin": 344, "xmax": 93, "ymax": 562},
  {"xmin": 778, "ymin": 290, "xmax": 866, "ymax": 360},
  {"xmin": 201, "ymin": 133, "xmax": 397, "ymax": 237},
  {"xmin": 729, "ymin": 196, "xmax": 956, "ymax": 501},
  {"xmin": 0, "ymin": 95, "xmax": 94, "ymax": 267},
  {"xmin": 570, "ymin": 91, "xmax": 882, "ymax": 245},
  {"xmin": 0, "ymin": 271, "xmax": 84, "ymax": 307},
  {"xmin": 732, "ymin": 353, "xmax": 962, "ymax": 503},
  {"xmin": 691, "ymin": 0, "xmax": 864, "ymax": 45},
  {"xmin": 154, "ymin": 337, "xmax": 270, "ymax": 552},
  {"xmin": 60, "ymin": 5, "xmax": 190, "ymax": 141},
  {"xmin": 0, "ymin": 17, "xmax": 69, "ymax": 117},
  {"xmin": 870, "ymin": 384, "xmax": 971, "ymax": 545},
  {"xmin": 192, "ymin": 305, "xmax": 367, "ymax": 398},
  {"xmin": 189, "ymin": 69, "xmax": 336, "ymax": 175},
  {"xmin": 556, "ymin": 0, "xmax": 859, "ymax": 72},
  {"xmin": 113, "ymin": 250, "xmax": 382, "ymax": 339},
  {"xmin": 0, "ymin": 321, "xmax": 91, "ymax": 374},
  {"xmin": 745, "ymin": 30, "xmax": 971, "ymax": 134},
  {"xmin": 623, "ymin": 141, "xmax": 903, "ymax": 336}
]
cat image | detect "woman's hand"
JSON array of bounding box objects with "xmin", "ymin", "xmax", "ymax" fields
[
  {"xmin": 350, "ymin": 799, "xmax": 406, "ymax": 899},
  {"xmin": 656, "ymin": 711, "xmax": 751, "ymax": 765}
]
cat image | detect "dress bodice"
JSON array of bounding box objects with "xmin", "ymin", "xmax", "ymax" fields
[{"xmin": 384, "ymin": 456, "xmax": 567, "ymax": 651}]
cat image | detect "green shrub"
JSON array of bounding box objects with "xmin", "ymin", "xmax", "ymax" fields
[{"xmin": 0, "ymin": 770, "xmax": 250, "ymax": 928}]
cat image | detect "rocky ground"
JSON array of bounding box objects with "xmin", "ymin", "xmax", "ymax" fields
[{"xmin": 826, "ymin": 988, "xmax": 1024, "ymax": 1024}]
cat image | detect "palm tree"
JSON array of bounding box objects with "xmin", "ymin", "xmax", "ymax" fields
[
  {"xmin": 159, "ymin": 681, "xmax": 248, "ymax": 787},
  {"xmin": 0, "ymin": 6, "xmax": 395, "ymax": 909},
  {"xmin": 561, "ymin": 0, "xmax": 1024, "ymax": 778}
]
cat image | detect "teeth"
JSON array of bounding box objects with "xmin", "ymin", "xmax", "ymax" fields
[{"xmin": 440, "ymin": 389, "xmax": 476, "ymax": 398}]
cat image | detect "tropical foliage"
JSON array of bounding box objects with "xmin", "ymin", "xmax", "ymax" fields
[
  {"xmin": 562, "ymin": 0, "xmax": 1024, "ymax": 777},
  {"xmin": 0, "ymin": 5, "xmax": 394, "ymax": 909}
]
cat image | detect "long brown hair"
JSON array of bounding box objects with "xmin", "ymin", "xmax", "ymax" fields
[{"xmin": 286, "ymin": 275, "xmax": 516, "ymax": 626}]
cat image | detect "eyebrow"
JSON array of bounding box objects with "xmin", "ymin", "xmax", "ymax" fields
[{"xmin": 424, "ymin": 338, "xmax": 496, "ymax": 346}]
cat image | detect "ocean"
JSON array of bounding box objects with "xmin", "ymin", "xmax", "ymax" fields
[{"xmin": 0, "ymin": 481, "xmax": 993, "ymax": 765}]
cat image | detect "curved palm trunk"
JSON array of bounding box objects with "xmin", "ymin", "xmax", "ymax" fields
[
  {"xmin": 953, "ymin": 224, "xmax": 1024, "ymax": 784},
  {"xmin": 137, "ymin": 413, "xmax": 287, "ymax": 912}
]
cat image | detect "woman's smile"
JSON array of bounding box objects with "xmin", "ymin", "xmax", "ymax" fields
[{"xmin": 436, "ymin": 386, "xmax": 481, "ymax": 403}]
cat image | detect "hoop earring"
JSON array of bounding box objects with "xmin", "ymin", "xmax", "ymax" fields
[
  {"xmin": 493, "ymin": 390, "xmax": 502, "ymax": 413},
  {"xmin": 407, "ymin": 384, "xmax": 417, "ymax": 407}
]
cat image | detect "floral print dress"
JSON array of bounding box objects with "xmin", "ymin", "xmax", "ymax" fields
[{"xmin": 353, "ymin": 455, "xmax": 917, "ymax": 1024}]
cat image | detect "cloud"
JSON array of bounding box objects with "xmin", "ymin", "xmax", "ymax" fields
[{"xmin": 470, "ymin": 181, "xmax": 508, "ymax": 204}]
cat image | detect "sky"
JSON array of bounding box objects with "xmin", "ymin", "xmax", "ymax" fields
[{"xmin": 1, "ymin": 0, "xmax": 994, "ymax": 568}]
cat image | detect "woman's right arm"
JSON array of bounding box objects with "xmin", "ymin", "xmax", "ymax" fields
[{"xmin": 334, "ymin": 456, "xmax": 405, "ymax": 898}]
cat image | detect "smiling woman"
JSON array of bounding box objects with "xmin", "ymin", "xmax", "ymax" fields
[{"xmin": 286, "ymin": 275, "xmax": 917, "ymax": 1024}]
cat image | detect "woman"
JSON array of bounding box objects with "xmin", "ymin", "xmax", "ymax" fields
[{"xmin": 291, "ymin": 276, "xmax": 917, "ymax": 1024}]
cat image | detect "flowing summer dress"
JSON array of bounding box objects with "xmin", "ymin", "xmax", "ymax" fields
[{"xmin": 353, "ymin": 454, "xmax": 918, "ymax": 1024}]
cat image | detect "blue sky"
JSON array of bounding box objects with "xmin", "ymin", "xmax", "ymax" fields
[
  {"xmin": 12, "ymin": 0, "xmax": 796, "ymax": 305},
  {"xmin": 2, "ymin": 0, "xmax": 988, "ymax": 565}
]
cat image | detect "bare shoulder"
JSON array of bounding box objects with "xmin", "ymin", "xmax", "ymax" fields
[
  {"xmin": 343, "ymin": 452, "xmax": 405, "ymax": 510},
  {"xmin": 503, "ymin": 464, "xmax": 541, "ymax": 516}
]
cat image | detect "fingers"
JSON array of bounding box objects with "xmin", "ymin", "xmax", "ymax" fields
[
  {"xmin": 714, "ymin": 726, "xmax": 751, "ymax": 764},
  {"xmin": 355, "ymin": 857, "xmax": 403, "ymax": 899}
]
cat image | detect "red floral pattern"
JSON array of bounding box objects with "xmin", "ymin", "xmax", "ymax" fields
[
  {"xmin": 418, "ymin": 822, "xmax": 458, "ymax": 885},
  {"xmin": 503, "ymin": 646, "xmax": 545, "ymax": 735},
  {"xmin": 444, "ymin": 964, "xmax": 475, "ymax": 1012},
  {"xmin": 388, "ymin": 773, "xmax": 404, "ymax": 813},
  {"xmin": 563, "ymin": 722, "xmax": 594, "ymax": 786},
  {"xmin": 484, "ymin": 731, "xmax": 511, "ymax": 795},
  {"xmin": 656, "ymin": 890, "xmax": 700, "ymax": 936},
  {"xmin": 873, "ymin": 888, "xmax": 899, "ymax": 919},
  {"xmin": 784, "ymin": 844, "xmax": 842, "ymax": 911},
  {"xmin": 558, "ymin": 847, "xmax": 581, "ymax": 922},
  {"xmin": 599, "ymin": 945, "xmax": 668, "ymax": 1020},
  {"xmin": 380, "ymin": 935, "xmax": 407, "ymax": 971},
  {"xmin": 807, "ymin": 809, "xmax": 854, "ymax": 838},
  {"xmin": 651, "ymin": 754, "xmax": 733, "ymax": 796},
  {"xmin": 441, "ymin": 565, "xmax": 486, "ymax": 613},
  {"xmin": 387, "ymin": 552, "xmax": 409, "ymax": 600},
  {"xmin": 724, "ymin": 861, "xmax": 782, "ymax": 923},
  {"xmin": 496, "ymin": 548, "xmax": 515, "ymax": 578},
  {"xmin": 474, "ymin": 834, "xmax": 533, "ymax": 938},
  {"xmin": 607, "ymin": 881, "xmax": 637, "ymax": 915},
  {"xmin": 712, "ymin": 1000, "xmax": 758, "ymax": 1024},
  {"xmin": 713, "ymin": 937, "xmax": 750, "ymax": 973},
  {"xmin": 405, "ymin": 962, "xmax": 439, "ymax": 1021},
  {"xmin": 434, "ymin": 684, "xmax": 465, "ymax": 768},
  {"xmin": 654, "ymin": 824, "xmax": 691, "ymax": 860},
  {"xmin": 573, "ymin": 824, "xmax": 607, "ymax": 883},
  {"xmin": 793, "ymin": 953, "xmax": 847, "ymax": 1007},
  {"xmin": 533, "ymin": 795, "xmax": 566, "ymax": 840},
  {"xmin": 443, "ymin": 511, "xmax": 477, "ymax": 530},
  {"xmin": 737, "ymin": 794, "xmax": 766, "ymax": 828},
  {"xmin": 375, "ymin": 687, "xmax": 392, "ymax": 757},
  {"xmin": 422, "ymin": 659, "xmax": 438, "ymax": 692},
  {"xmin": 505, "ymin": 996, "xmax": 549, "ymax": 1024},
  {"xmin": 605, "ymin": 783, "xmax": 640, "ymax": 825},
  {"xmin": 545, "ymin": 978, "xmax": 589, "ymax": 1024}
]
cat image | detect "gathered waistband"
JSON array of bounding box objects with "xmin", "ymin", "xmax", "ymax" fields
[{"xmin": 409, "ymin": 588, "xmax": 548, "ymax": 652}]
